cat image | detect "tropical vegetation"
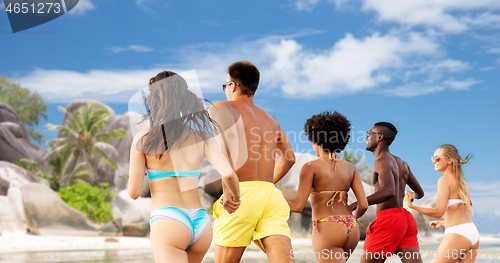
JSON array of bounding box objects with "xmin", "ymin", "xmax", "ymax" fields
[
  {"xmin": 0, "ymin": 76, "xmax": 48, "ymax": 144},
  {"xmin": 343, "ymin": 151, "xmax": 372, "ymax": 184},
  {"xmin": 46, "ymin": 103, "xmax": 126, "ymax": 187},
  {"xmin": 58, "ymin": 180, "xmax": 116, "ymax": 224}
]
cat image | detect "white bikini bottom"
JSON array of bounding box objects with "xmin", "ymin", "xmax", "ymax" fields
[{"xmin": 444, "ymin": 222, "xmax": 479, "ymax": 245}]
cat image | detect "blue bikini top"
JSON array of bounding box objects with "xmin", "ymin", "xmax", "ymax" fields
[{"xmin": 146, "ymin": 168, "xmax": 201, "ymax": 181}]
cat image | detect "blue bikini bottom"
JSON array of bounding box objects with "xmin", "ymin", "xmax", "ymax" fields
[{"xmin": 150, "ymin": 206, "xmax": 210, "ymax": 249}]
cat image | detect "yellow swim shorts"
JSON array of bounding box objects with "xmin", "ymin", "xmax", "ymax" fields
[{"xmin": 213, "ymin": 181, "xmax": 291, "ymax": 252}]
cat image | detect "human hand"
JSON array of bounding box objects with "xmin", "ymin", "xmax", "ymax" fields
[
  {"xmin": 221, "ymin": 191, "xmax": 241, "ymax": 214},
  {"xmin": 404, "ymin": 191, "xmax": 415, "ymax": 207},
  {"xmin": 429, "ymin": 220, "xmax": 444, "ymax": 228},
  {"xmin": 349, "ymin": 202, "xmax": 358, "ymax": 212}
]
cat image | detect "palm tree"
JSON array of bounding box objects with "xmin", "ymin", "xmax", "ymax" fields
[
  {"xmin": 342, "ymin": 151, "xmax": 372, "ymax": 184},
  {"xmin": 46, "ymin": 103, "xmax": 126, "ymax": 187}
]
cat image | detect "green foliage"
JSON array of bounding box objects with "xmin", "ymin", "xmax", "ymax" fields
[
  {"xmin": 46, "ymin": 103, "xmax": 126, "ymax": 187},
  {"xmin": 57, "ymin": 180, "xmax": 116, "ymax": 224},
  {"xmin": 13, "ymin": 158, "xmax": 59, "ymax": 190},
  {"xmin": 343, "ymin": 151, "xmax": 372, "ymax": 185},
  {"xmin": 0, "ymin": 76, "xmax": 48, "ymax": 144}
]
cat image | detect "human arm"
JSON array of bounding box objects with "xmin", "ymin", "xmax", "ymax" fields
[
  {"xmin": 127, "ymin": 132, "xmax": 146, "ymax": 200},
  {"xmin": 286, "ymin": 163, "xmax": 314, "ymax": 213},
  {"xmin": 204, "ymin": 135, "xmax": 241, "ymax": 202},
  {"xmin": 405, "ymin": 176, "xmax": 449, "ymax": 218},
  {"xmin": 351, "ymin": 169, "xmax": 368, "ymax": 219},
  {"xmin": 406, "ymin": 163, "xmax": 425, "ymax": 200},
  {"xmin": 273, "ymin": 122, "xmax": 296, "ymax": 184},
  {"xmin": 430, "ymin": 220, "xmax": 445, "ymax": 228},
  {"xmin": 365, "ymin": 159, "xmax": 396, "ymax": 206}
]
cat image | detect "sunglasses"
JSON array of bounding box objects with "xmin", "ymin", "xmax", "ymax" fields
[
  {"xmin": 222, "ymin": 81, "xmax": 240, "ymax": 91},
  {"xmin": 367, "ymin": 131, "xmax": 383, "ymax": 136},
  {"xmin": 431, "ymin": 156, "xmax": 442, "ymax": 162}
]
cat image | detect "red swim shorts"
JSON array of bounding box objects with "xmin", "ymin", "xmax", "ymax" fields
[{"xmin": 363, "ymin": 207, "xmax": 419, "ymax": 258}]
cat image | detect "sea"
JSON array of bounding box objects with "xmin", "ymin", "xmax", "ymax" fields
[{"xmin": 0, "ymin": 237, "xmax": 499, "ymax": 263}]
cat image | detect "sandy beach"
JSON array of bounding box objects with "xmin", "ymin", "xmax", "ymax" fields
[{"xmin": 1, "ymin": 231, "xmax": 500, "ymax": 263}]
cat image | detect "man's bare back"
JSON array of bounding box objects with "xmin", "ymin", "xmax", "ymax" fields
[
  {"xmin": 212, "ymin": 61, "xmax": 296, "ymax": 263},
  {"xmin": 359, "ymin": 122, "xmax": 424, "ymax": 263},
  {"xmin": 214, "ymin": 100, "xmax": 285, "ymax": 182},
  {"xmin": 371, "ymin": 154, "xmax": 415, "ymax": 211}
]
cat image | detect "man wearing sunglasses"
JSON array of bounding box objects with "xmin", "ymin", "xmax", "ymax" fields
[
  {"xmin": 209, "ymin": 61, "xmax": 296, "ymax": 263},
  {"xmin": 350, "ymin": 122, "xmax": 425, "ymax": 263}
]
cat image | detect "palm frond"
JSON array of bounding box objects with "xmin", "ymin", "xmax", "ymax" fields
[
  {"xmin": 96, "ymin": 129, "xmax": 127, "ymax": 142},
  {"xmin": 94, "ymin": 147, "xmax": 118, "ymax": 170}
]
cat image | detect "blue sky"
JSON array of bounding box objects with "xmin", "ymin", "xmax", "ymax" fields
[{"xmin": 1, "ymin": 0, "xmax": 499, "ymax": 233}]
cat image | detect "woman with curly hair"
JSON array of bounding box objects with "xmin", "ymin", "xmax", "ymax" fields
[
  {"xmin": 287, "ymin": 111, "xmax": 368, "ymax": 262},
  {"xmin": 128, "ymin": 71, "xmax": 241, "ymax": 263},
  {"xmin": 405, "ymin": 145, "xmax": 479, "ymax": 263}
]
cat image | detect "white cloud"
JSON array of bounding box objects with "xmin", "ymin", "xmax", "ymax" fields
[
  {"xmin": 488, "ymin": 48, "xmax": 500, "ymax": 54},
  {"xmin": 469, "ymin": 181, "xmax": 500, "ymax": 192},
  {"xmin": 443, "ymin": 78, "xmax": 481, "ymax": 91},
  {"xmin": 106, "ymin": 45, "xmax": 154, "ymax": 54},
  {"xmin": 363, "ymin": 0, "xmax": 500, "ymax": 33},
  {"xmin": 295, "ymin": 0, "xmax": 348, "ymax": 11},
  {"xmin": 294, "ymin": 0, "xmax": 500, "ymax": 33},
  {"xmin": 479, "ymin": 67, "xmax": 496, "ymax": 71},
  {"xmin": 386, "ymin": 78, "xmax": 479, "ymax": 97},
  {"xmin": 15, "ymin": 31, "xmax": 474, "ymax": 102},
  {"xmin": 263, "ymin": 32, "xmax": 438, "ymax": 97},
  {"xmin": 68, "ymin": 0, "xmax": 95, "ymax": 15},
  {"xmin": 135, "ymin": 0, "xmax": 169, "ymax": 12},
  {"xmin": 15, "ymin": 68, "xmax": 164, "ymax": 103}
]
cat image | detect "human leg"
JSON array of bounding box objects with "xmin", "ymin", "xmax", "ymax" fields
[
  {"xmin": 397, "ymin": 247, "xmax": 422, "ymax": 263},
  {"xmin": 214, "ymin": 245, "xmax": 246, "ymax": 263},
  {"xmin": 459, "ymin": 239, "xmax": 479, "ymax": 263},
  {"xmin": 343, "ymin": 224, "xmax": 361, "ymax": 261},
  {"xmin": 311, "ymin": 217, "xmax": 349, "ymax": 262},
  {"xmin": 360, "ymin": 252, "xmax": 388, "ymax": 263},
  {"xmin": 363, "ymin": 209, "xmax": 409, "ymax": 263},
  {"xmin": 431, "ymin": 233, "xmax": 474, "ymax": 263},
  {"xmin": 150, "ymin": 219, "xmax": 190, "ymax": 263},
  {"xmin": 261, "ymin": 235, "xmax": 295, "ymax": 263},
  {"xmin": 397, "ymin": 208, "xmax": 421, "ymax": 263},
  {"xmin": 212, "ymin": 182, "xmax": 260, "ymax": 262},
  {"xmin": 186, "ymin": 225, "xmax": 212, "ymax": 263}
]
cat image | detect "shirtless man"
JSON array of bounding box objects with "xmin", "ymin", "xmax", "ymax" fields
[
  {"xmin": 209, "ymin": 61, "xmax": 296, "ymax": 263},
  {"xmin": 351, "ymin": 122, "xmax": 425, "ymax": 263}
]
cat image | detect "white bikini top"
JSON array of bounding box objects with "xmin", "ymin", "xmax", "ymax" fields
[{"xmin": 447, "ymin": 199, "xmax": 466, "ymax": 207}]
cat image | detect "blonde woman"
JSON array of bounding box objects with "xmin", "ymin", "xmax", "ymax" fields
[{"xmin": 405, "ymin": 144, "xmax": 478, "ymax": 263}]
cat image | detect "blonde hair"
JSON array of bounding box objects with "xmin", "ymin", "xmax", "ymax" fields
[{"xmin": 439, "ymin": 144, "xmax": 473, "ymax": 218}]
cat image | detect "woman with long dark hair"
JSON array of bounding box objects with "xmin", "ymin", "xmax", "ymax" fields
[
  {"xmin": 287, "ymin": 111, "xmax": 368, "ymax": 262},
  {"xmin": 405, "ymin": 144, "xmax": 478, "ymax": 263},
  {"xmin": 128, "ymin": 71, "xmax": 241, "ymax": 263}
]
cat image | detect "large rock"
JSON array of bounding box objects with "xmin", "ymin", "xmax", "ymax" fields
[
  {"xmin": 107, "ymin": 112, "xmax": 135, "ymax": 192},
  {"xmin": 0, "ymin": 187, "xmax": 27, "ymax": 233},
  {"xmin": 0, "ymin": 161, "xmax": 49, "ymax": 196},
  {"xmin": 111, "ymin": 190, "xmax": 151, "ymax": 237},
  {"xmin": 0, "ymin": 162, "xmax": 49, "ymax": 234},
  {"xmin": 0, "ymin": 125, "xmax": 31, "ymax": 163},
  {"xmin": 21, "ymin": 183, "xmax": 100, "ymax": 236},
  {"xmin": 0, "ymin": 122, "xmax": 26, "ymax": 139},
  {"xmin": 0, "ymin": 102, "xmax": 28, "ymax": 139},
  {"xmin": 0, "ymin": 102, "xmax": 48, "ymax": 170}
]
